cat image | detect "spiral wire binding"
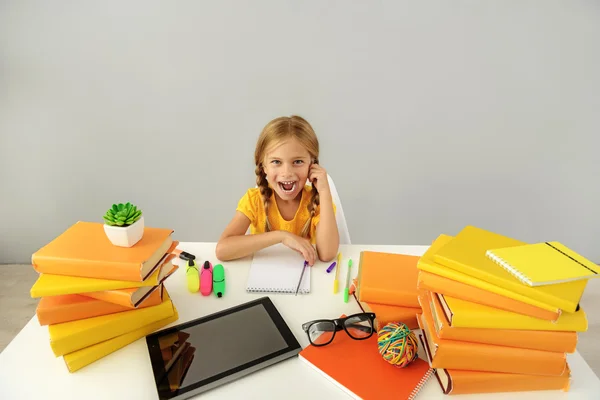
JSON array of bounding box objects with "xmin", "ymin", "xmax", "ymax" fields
[
  {"xmin": 246, "ymin": 287, "xmax": 310, "ymax": 294},
  {"xmin": 408, "ymin": 367, "xmax": 434, "ymax": 399},
  {"xmin": 486, "ymin": 250, "xmax": 531, "ymax": 285}
]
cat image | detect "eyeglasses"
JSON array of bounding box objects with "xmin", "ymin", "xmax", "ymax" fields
[{"xmin": 301, "ymin": 312, "xmax": 376, "ymax": 346}]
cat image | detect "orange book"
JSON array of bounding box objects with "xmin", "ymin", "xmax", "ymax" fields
[
  {"xmin": 435, "ymin": 291, "xmax": 587, "ymax": 332},
  {"xmin": 418, "ymin": 334, "xmax": 571, "ymax": 395},
  {"xmin": 423, "ymin": 290, "xmax": 577, "ymax": 353},
  {"xmin": 31, "ymin": 221, "xmax": 175, "ymax": 282},
  {"xmin": 36, "ymin": 285, "xmax": 163, "ymax": 325},
  {"xmin": 298, "ymin": 315, "xmax": 433, "ymax": 399},
  {"xmin": 30, "ymin": 254, "xmax": 178, "ymax": 298},
  {"xmin": 420, "ymin": 290, "xmax": 577, "ymax": 353},
  {"xmin": 81, "ymin": 262, "xmax": 177, "ymax": 308},
  {"xmin": 417, "ymin": 295, "xmax": 568, "ymax": 376},
  {"xmin": 417, "ymin": 270, "xmax": 560, "ymax": 321},
  {"xmin": 356, "ymin": 251, "xmax": 421, "ymax": 308},
  {"xmin": 82, "ymin": 284, "xmax": 163, "ymax": 308},
  {"xmin": 355, "ymin": 294, "xmax": 420, "ymax": 331}
]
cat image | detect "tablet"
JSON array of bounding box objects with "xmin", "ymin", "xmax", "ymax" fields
[{"xmin": 146, "ymin": 297, "xmax": 301, "ymax": 399}]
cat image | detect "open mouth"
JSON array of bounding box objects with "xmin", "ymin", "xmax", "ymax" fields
[{"xmin": 278, "ymin": 181, "xmax": 297, "ymax": 194}]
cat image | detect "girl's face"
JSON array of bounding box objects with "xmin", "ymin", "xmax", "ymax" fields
[{"xmin": 263, "ymin": 137, "xmax": 312, "ymax": 201}]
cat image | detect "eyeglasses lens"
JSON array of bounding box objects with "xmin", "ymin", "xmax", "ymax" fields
[
  {"xmin": 344, "ymin": 314, "xmax": 373, "ymax": 339},
  {"xmin": 308, "ymin": 321, "xmax": 336, "ymax": 345}
]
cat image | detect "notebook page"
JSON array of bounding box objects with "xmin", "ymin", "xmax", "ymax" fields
[{"xmin": 246, "ymin": 244, "xmax": 310, "ymax": 294}]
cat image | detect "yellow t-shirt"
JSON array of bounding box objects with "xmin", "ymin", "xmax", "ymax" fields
[{"xmin": 236, "ymin": 186, "xmax": 336, "ymax": 244}]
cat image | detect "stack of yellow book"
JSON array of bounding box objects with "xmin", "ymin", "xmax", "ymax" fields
[
  {"xmin": 29, "ymin": 221, "xmax": 180, "ymax": 372},
  {"xmin": 416, "ymin": 226, "xmax": 592, "ymax": 396}
]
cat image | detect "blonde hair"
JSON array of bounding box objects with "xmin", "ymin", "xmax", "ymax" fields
[{"xmin": 254, "ymin": 115, "xmax": 320, "ymax": 239}]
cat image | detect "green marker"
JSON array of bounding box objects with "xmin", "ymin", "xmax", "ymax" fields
[
  {"xmin": 213, "ymin": 264, "xmax": 225, "ymax": 298},
  {"xmin": 343, "ymin": 258, "xmax": 353, "ymax": 303}
]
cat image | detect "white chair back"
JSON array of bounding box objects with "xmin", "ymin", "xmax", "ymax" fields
[{"xmin": 324, "ymin": 174, "xmax": 351, "ymax": 244}]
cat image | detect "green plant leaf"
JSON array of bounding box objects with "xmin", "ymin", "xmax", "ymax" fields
[{"xmin": 105, "ymin": 202, "xmax": 141, "ymax": 225}]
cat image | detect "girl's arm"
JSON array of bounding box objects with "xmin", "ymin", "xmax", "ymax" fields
[
  {"xmin": 315, "ymin": 191, "xmax": 340, "ymax": 262},
  {"xmin": 215, "ymin": 212, "xmax": 317, "ymax": 264}
]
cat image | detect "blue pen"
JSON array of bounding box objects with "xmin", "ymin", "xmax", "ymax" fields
[{"xmin": 326, "ymin": 261, "xmax": 336, "ymax": 273}]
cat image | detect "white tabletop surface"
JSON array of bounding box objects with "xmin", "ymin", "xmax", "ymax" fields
[{"xmin": 1, "ymin": 243, "xmax": 599, "ymax": 400}]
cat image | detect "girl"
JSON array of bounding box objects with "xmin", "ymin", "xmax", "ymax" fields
[{"xmin": 216, "ymin": 115, "xmax": 339, "ymax": 266}]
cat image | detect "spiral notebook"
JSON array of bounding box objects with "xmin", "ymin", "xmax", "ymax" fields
[
  {"xmin": 299, "ymin": 314, "xmax": 432, "ymax": 399},
  {"xmin": 486, "ymin": 241, "xmax": 600, "ymax": 287},
  {"xmin": 246, "ymin": 244, "xmax": 311, "ymax": 294}
]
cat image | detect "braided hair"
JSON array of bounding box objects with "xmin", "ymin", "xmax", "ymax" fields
[{"xmin": 254, "ymin": 116, "xmax": 320, "ymax": 238}]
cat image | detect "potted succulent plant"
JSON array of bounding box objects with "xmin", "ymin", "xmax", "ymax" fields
[{"xmin": 103, "ymin": 202, "xmax": 144, "ymax": 247}]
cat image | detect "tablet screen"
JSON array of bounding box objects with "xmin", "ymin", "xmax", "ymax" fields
[{"xmin": 146, "ymin": 297, "xmax": 301, "ymax": 399}]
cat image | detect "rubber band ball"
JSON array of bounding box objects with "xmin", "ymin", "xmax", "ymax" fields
[{"xmin": 377, "ymin": 322, "xmax": 419, "ymax": 368}]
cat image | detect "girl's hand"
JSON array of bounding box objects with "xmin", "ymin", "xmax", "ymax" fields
[
  {"xmin": 309, "ymin": 163, "xmax": 330, "ymax": 195},
  {"xmin": 280, "ymin": 231, "xmax": 317, "ymax": 266}
]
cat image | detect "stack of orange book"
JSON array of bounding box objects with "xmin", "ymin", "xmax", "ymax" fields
[
  {"xmin": 29, "ymin": 221, "xmax": 180, "ymax": 372},
  {"xmin": 415, "ymin": 226, "xmax": 590, "ymax": 395},
  {"xmin": 354, "ymin": 251, "xmax": 422, "ymax": 331}
]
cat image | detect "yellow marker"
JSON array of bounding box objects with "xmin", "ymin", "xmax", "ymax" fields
[{"xmin": 333, "ymin": 252, "xmax": 341, "ymax": 293}]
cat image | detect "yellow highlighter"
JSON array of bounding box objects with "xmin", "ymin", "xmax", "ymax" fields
[{"xmin": 333, "ymin": 252, "xmax": 341, "ymax": 293}]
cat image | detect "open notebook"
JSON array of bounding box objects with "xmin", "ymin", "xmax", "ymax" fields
[{"xmin": 246, "ymin": 244, "xmax": 311, "ymax": 294}]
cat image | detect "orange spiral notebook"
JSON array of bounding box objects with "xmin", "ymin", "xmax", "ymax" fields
[{"xmin": 298, "ymin": 315, "xmax": 433, "ymax": 399}]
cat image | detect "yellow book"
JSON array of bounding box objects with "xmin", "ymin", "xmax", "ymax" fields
[
  {"xmin": 63, "ymin": 307, "xmax": 179, "ymax": 372},
  {"xmin": 30, "ymin": 258, "xmax": 177, "ymax": 298},
  {"xmin": 418, "ymin": 234, "xmax": 561, "ymax": 313},
  {"xmin": 437, "ymin": 293, "xmax": 588, "ymax": 332},
  {"xmin": 48, "ymin": 290, "xmax": 174, "ymax": 356},
  {"xmin": 486, "ymin": 242, "xmax": 600, "ymax": 286},
  {"xmin": 432, "ymin": 226, "xmax": 586, "ymax": 313}
]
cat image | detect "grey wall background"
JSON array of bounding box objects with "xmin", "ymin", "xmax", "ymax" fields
[{"xmin": 1, "ymin": 1, "xmax": 599, "ymax": 263}]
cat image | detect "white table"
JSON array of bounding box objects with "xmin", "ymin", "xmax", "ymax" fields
[{"xmin": 1, "ymin": 243, "xmax": 599, "ymax": 400}]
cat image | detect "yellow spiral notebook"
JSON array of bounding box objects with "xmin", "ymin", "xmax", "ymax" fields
[{"xmin": 486, "ymin": 242, "xmax": 600, "ymax": 286}]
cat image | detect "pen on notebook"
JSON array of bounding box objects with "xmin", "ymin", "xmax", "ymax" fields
[
  {"xmin": 343, "ymin": 258, "xmax": 353, "ymax": 303},
  {"xmin": 295, "ymin": 260, "xmax": 308, "ymax": 296},
  {"xmin": 333, "ymin": 252, "xmax": 341, "ymax": 293}
]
